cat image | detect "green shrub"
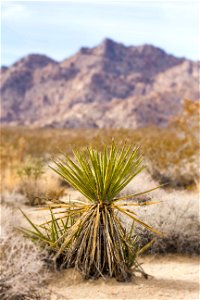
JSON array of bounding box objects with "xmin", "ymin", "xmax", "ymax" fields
[{"xmin": 21, "ymin": 142, "xmax": 161, "ymax": 281}]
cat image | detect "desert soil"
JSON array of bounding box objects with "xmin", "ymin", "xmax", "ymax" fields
[{"xmin": 48, "ymin": 255, "xmax": 199, "ymax": 300}]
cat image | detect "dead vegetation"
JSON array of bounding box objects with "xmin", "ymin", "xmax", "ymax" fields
[
  {"xmin": 1, "ymin": 101, "xmax": 199, "ymax": 193},
  {"xmin": 0, "ymin": 206, "xmax": 50, "ymax": 300}
]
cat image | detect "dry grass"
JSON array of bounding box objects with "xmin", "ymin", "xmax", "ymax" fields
[
  {"xmin": 1, "ymin": 100, "xmax": 199, "ymax": 193},
  {"xmin": 1, "ymin": 123, "xmax": 199, "ymax": 192},
  {"xmin": 0, "ymin": 100, "xmax": 200, "ymax": 189}
]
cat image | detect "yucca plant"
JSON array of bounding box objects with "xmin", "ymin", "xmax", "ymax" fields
[
  {"xmin": 22, "ymin": 142, "xmax": 162, "ymax": 281},
  {"xmin": 20, "ymin": 207, "xmax": 77, "ymax": 270}
]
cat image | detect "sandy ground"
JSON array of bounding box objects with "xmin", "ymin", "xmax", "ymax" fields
[{"xmin": 48, "ymin": 255, "xmax": 199, "ymax": 300}]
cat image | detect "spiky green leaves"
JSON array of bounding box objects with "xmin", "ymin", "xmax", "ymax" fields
[
  {"xmin": 21, "ymin": 142, "xmax": 162, "ymax": 281},
  {"xmin": 51, "ymin": 142, "xmax": 144, "ymax": 204}
]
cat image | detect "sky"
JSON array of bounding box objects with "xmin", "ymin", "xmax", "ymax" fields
[{"xmin": 1, "ymin": 0, "xmax": 199, "ymax": 66}]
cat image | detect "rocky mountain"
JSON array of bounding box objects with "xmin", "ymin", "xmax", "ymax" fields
[{"xmin": 1, "ymin": 38, "xmax": 199, "ymax": 128}]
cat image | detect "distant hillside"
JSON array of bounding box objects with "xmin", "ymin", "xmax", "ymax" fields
[{"xmin": 1, "ymin": 38, "xmax": 199, "ymax": 128}]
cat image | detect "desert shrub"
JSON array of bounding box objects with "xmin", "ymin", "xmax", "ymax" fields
[
  {"xmin": 17, "ymin": 158, "xmax": 65, "ymax": 206},
  {"xmin": 170, "ymin": 99, "xmax": 199, "ymax": 141},
  {"xmin": 0, "ymin": 138, "xmax": 26, "ymax": 193},
  {"xmin": 0, "ymin": 191, "xmax": 27, "ymax": 208},
  {"xmin": 136, "ymin": 190, "xmax": 200, "ymax": 254},
  {"xmin": 1, "ymin": 127, "xmax": 96, "ymax": 159},
  {"xmin": 21, "ymin": 142, "xmax": 161, "ymax": 282},
  {"xmin": 0, "ymin": 206, "xmax": 50, "ymax": 300},
  {"xmin": 146, "ymin": 100, "xmax": 199, "ymax": 188},
  {"xmin": 1, "ymin": 100, "xmax": 199, "ymax": 191},
  {"xmin": 17, "ymin": 156, "xmax": 44, "ymax": 182},
  {"xmin": 123, "ymin": 173, "xmax": 200, "ymax": 254},
  {"xmin": 146, "ymin": 149, "xmax": 199, "ymax": 189},
  {"xmin": 17, "ymin": 157, "xmax": 45, "ymax": 205}
]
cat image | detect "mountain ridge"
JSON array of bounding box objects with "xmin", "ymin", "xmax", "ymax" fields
[{"xmin": 1, "ymin": 38, "xmax": 199, "ymax": 128}]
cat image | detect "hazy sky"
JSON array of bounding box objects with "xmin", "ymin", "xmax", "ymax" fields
[{"xmin": 1, "ymin": 0, "xmax": 199, "ymax": 66}]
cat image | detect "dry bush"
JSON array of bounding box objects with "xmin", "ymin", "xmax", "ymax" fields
[
  {"xmin": 123, "ymin": 172, "xmax": 200, "ymax": 254},
  {"xmin": 1, "ymin": 175, "xmax": 65, "ymax": 208},
  {"xmin": 147, "ymin": 153, "xmax": 199, "ymax": 189},
  {"xmin": 1, "ymin": 125, "xmax": 199, "ymax": 190},
  {"xmin": 0, "ymin": 206, "xmax": 51, "ymax": 300},
  {"xmin": 1, "ymin": 100, "xmax": 199, "ymax": 191},
  {"xmin": 137, "ymin": 191, "xmax": 199, "ymax": 254},
  {"xmin": 0, "ymin": 168, "xmax": 20, "ymax": 194},
  {"xmin": 0, "ymin": 191, "xmax": 27, "ymax": 208},
  {"xmin": 0, "ymin": 136, "xmax": 27, "ymax": 191},
  {"xmin": 16, "ymin": 159, "xmax": 65, "ymax": 206},
  {"xmin": 145, "ymin": 100, "xmax": 199, "ymax": 189},
  {"xmin": 1, "ymin": 127, "xmax": 96, "ymax": 159},
  {"xmin": 143, "ymin": 131, "xmax": 199, "ymax": 189}
]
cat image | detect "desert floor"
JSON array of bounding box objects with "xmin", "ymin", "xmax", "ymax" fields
[{"xmin": 48, "ymin": 255, "xmax": 199, "ymax": 300}]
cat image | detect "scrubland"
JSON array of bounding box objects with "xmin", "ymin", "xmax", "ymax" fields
[{"xmin": 0, "ymin": 100, "xmax": 199, "ymax": 299}]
